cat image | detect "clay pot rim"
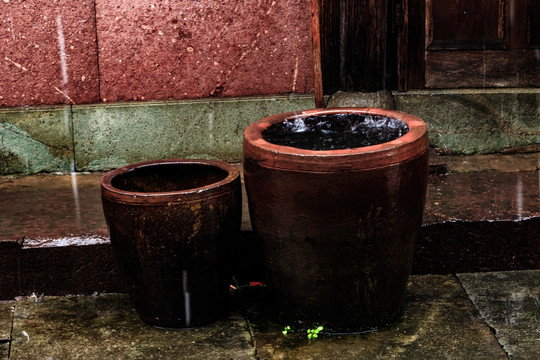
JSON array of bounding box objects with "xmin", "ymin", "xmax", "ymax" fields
[
  {"xmin": 244, "ymin": 108, "xmax": 429, "ymax": 171},
  {"xmin": 101, "ymin": 158, "xmax": 240, "ymax": 204}
]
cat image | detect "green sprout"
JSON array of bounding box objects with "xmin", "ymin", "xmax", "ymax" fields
[
  {"xmin": 522, "ymin": 309, "xmax": 539, "ymax": 321},
  {"xmin": 307, "ymin": 326, "xmax": 324, "ymax": 340},
  {"xmin": 282, "ymin": 325, "xmax": 291, "ymax": 335},
  {"xmin": 521, "ymin": 300, "xmax": 540, "ymax": 322},
  {"xmin": 282, "ymin": 325, "xmax": 324, "ymax": 340}
]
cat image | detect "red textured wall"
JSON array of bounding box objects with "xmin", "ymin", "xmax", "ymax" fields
[
  {"xmin": 0, "ymin": 0, "xmax": 313, "ymax": 107},
  {"xmin": 0, "ymin": 0, "xmax": 100, "ymax": 106}
]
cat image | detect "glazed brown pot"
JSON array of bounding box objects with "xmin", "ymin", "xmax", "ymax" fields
[
  {"xmin": 101, "ymin": 159, "xmax": 241, "ymax": 328},
  {"xmin": 243, "ymin": 108, "xmax": 429, "ymax": 331}
]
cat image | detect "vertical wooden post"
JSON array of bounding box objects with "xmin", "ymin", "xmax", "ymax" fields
[
  {"xmin": 321, "ymin": 0, "xmax": 389, "ymax": 93},
  {"xmin": 396, "ymin": 0, "xmax": 409, "ymax": 91},
  {"xmin": 311, "ymin": 0, "xmax": 325, "ymax": 108}
]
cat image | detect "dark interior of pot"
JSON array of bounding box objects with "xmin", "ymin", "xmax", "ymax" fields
[
  {"xmin": 111, "ymin": 163, "xmax": 229, "ymax": 193},
  {"xmin": 262, "ymin": 113, "xmax": 409, "ymax": 150}
]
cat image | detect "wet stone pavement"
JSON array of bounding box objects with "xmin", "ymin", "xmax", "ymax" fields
[
  {"xmin": 0, "ymin": 301, "xmax": 12, "ymax": 359},
  {"xmin": 9, "ymin": 295, "xmax": 255, "ymax": 360},
  {"xmin": 459, "ymin": 270, "xmax": 540, "ymax": 359},
  {"xmin": 1, "ymin": 271, "xmax": 539, "ymax": 359}
]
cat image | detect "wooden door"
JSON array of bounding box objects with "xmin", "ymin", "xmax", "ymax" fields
[{"xmin": 399, "ymin": 0, "xmax": 540, "ymax": 90}]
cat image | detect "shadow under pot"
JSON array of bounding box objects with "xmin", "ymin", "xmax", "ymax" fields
[
  {"xmin": 243, "ymin": 108, "xmax": 429, "ymax": 332},
  {"xmin": 101, "ymin": 159, "xmax": 241, "ymax": 328}
]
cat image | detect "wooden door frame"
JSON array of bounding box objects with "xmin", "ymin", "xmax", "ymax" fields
[{"xmin": 396, "ymin": 0, "xmax": 425, "ymax": 91}]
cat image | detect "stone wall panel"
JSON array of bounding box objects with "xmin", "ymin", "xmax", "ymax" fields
[
  {"xmin": 0, "ymin": 0, "xmax": 100, "ymax": 107},
  {"xmin": 95, "ymin": 0, "xmax": 313, "ymax": 102}
]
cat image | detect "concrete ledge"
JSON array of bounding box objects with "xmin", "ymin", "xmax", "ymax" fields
[
  {"xmin": 0, "ymin": 95, "xmax": 316, "ymax": 174},
  {"xmin": 72, "ymin": 95, "xmax": 315, "ymax": 170},
  {"xmin": 395, "ymin": 88, "xmax": 540, "ymax": 155},
  {"xmin": 0, "ymin": 106, "xmax": 73, "ymax": 174},
  {"xmin": 1, "ymin": 89, "xmax": 539, "ymax": 175}
]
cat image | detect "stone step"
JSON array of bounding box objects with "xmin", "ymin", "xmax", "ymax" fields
[
  {"xmin": 0, "ymin": 154, "xmax": 538, "ymax": 299},
  {"xmin": 416, "ymin": 168, "xmax": 540, "ymax": 274}
]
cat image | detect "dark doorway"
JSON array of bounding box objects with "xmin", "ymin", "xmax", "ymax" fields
[{"xmin": 320, "ymin": 0, "xmax": 540, "ymax": 93}]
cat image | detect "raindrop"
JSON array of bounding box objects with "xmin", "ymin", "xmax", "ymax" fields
[
  {"xmin": 183, "ymin": 270, "xmax": 192, "ymax": 327},
  {"xmin": 516, "ymin": 176, "xmax": 523, "ymax": 221},
  {"xmin": 56, "ymin": 13, "xmax": 68, "ymax": 88}
]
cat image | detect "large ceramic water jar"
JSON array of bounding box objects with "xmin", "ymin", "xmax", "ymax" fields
[
  {"xmin": 243, "ymin": 108, "xmax": 429, "ymax": 331},
  {"xmin": 101, "ymin": 159, "xmax": 241, "ymax": 328}
]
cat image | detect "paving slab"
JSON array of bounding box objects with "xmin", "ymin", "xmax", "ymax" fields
[
  {"xmin": 458, "ymin": 270, "xmax": 540, "ymax": 359},
  {"xmin": 0, "ymin": 343, "xmax": 8, "ymax": 360},
  {"xmin": 0, "ymin": 344, "xmax": 7, "ymax": 360},
  {"xmin": 0, "ymin": 301, "xmax": 13, "ymax": 341},
  {"xmin": 244, "ymin": 275, "xmax": 507, "ymax": 359},
  {"xmin": 0, "ymin": 301, "xmax": 13, "ymax": 360},
  {"xmin": 10, "ymin": 294, "xmax": 256, "ymax": 360}
]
